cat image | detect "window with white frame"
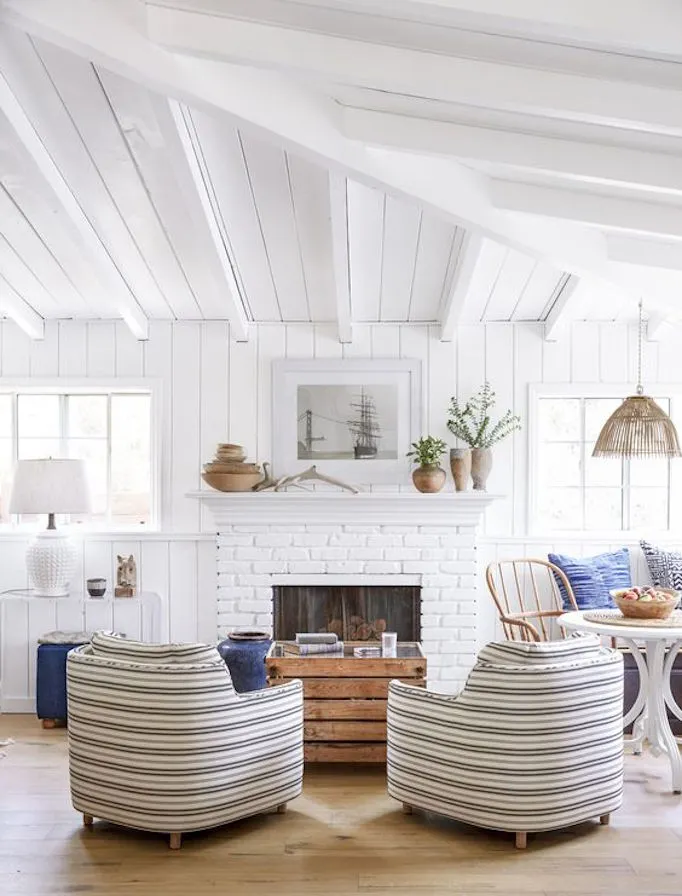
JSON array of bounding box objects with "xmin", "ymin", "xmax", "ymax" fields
[
  {"xmin": 0, "ymin": 388, "xmax": 155, "ymax": 528},
  {"xmin": 533, "ymin": 390, "xmax": 679, "ymax": 532}
]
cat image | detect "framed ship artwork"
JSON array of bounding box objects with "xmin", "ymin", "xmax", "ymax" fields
[{"xmin": 271, "ymin": 359, "xmax": 422, "ymax": 486}]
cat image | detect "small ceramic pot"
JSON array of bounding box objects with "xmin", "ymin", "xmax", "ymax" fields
[
  {"xmin": 86, "ymin": 577, "xmax": 107, "ymax": 598},
  {"xmin": 217, "ymin": 630, "xmax": 272, "ymax": 693},
  {"xmin": 471, "ymin": 447, "xmax": 493, "ymax": 491},
  {"xmin": 412, "ymin": 464, "xmax": 447, "ymax": 493},
  {"xmin": 449, "ymin": 448, "xmax": 472, "ymax": 492}
]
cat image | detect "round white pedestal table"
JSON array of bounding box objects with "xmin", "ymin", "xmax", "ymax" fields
[{"xmin": 559, "ymin": 609, "xmax": 682, "ymax": 794}]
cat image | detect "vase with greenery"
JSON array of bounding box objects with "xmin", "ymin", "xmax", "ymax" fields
[
  {"xmin": 407, "ymin": 436, "xmax": 448, "ymax": 493},
  {"xmin": 446, "ymin": 382, "xmax": 521, "ymax": 490}
]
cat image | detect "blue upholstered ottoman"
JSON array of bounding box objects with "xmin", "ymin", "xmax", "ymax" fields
[{"xmin": 37, "ymin": 632, "xmax": 91, "ymax": 728}]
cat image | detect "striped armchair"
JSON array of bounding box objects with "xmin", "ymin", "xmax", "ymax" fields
[
  {"xmin": 66, "ymin": 632, "xmax": 303, "ymax": 849},
  {"xmin": 387, "ymin": 634, "xmax": 624, "ymax": 849}
]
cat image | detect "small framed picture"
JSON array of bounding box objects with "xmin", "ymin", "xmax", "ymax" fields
[{"xmin": 271, "ymin": 358, "xmax": 422, "ymax": 486}]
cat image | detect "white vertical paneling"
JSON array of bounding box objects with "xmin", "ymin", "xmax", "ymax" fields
[
  {"xmin": 409, "ymin": 218, "xmax": 456, "ymax": 322},
  {"xmin": 196, "ymin": 539, "xmax": 217, "ymax": 644},
  {"xmin": 30, "ymin": 320, "xmax": 59, "ymax": 377},
  {"xmin": 342, "ymin": 324, "xmax": 372, "ymax": 359},
  {"xmin": 171, "ymin": 323, "xmax": 201, "ymax": 530},
  {"xmin": 1, "ymin": 599, "xmax": 29, "ymax": 707},
  {"xmin": 257, "ymin": 325, "xmax": 286, "ymax": 465},
  {"xmin": 399, "ymin": 326, "xmax": 429, "ymax": 436},
  {"xmin": 380, "ymin": 197, "xmax": 420, "ymax": 322},
  {"xmin": 599, "ymin": 322, "xmax": 628, "ymax": 383},
  {"xmin": 570, "ymin": 322, "xmax": 600, "ymax": 382},
  {"xmin": 427, "ymin": 325, "xmax": 455, "ymax": 443},
  {"xmin": 86, "ymin": 322, "xmax": 116, "ymax": 377},
  {"xmin": 629, "ymin": 322, "xmax": 658, "ymax": 385},
  {"xmin": 513, "ymin": 324, "xmax": 543, "ymax": 535},
  {"xmin": 658, "ymin": 334, "xmax": 682, "ymax": 382},
  {"xmin": 58, "ymin": 321, "xmax": 87, "ymax": 376},
  {"xmin": 228, "ymin": 335, "xmax": 258, "ymax": 458},
  {"xmin": 456, "ymin": 325, "xmax": 486, "ymax": 404},
  {"xmin": 115, "ymin": 321, "xmax": 144, "ymax": 377},
  {"xmin": 169, "ymin": 541, "xmax": 197, "ymax": 641},
  {"xmin": 484, "ymin": 324, "xmax": 514, "ymax": 535},
  {"xmin": 1, "ymin": 321, "xmax": 31, "ymax": 376},
  {"xmin": 285, "ymin": 324, "xmax": 315, "ymax": 359},
  {"xmin": 371, "ymin": 325, "xmax": 401, "ymax": 359},
  {"xmin": 542, "ymin": 334, "xmax": 571, "ymax": 383},
  {"xmin": 83, "ymin": 540, "xmax": 114, "ymax": 596},
  {"xmin": 484, "ymin": 252, "xmax": 536, "ymax": 321},
  {"xmin": 140, "ymin": 540, "xmax": 170, "ymax": 640},
  {"xmin": 347, "ymin": 182, "xmax": 384, "ymax": 322},
  {"xmin": 144, "ymin": 320, "xmax": 173, "ymax": 527},
  {"xmin": 313, "ymin": 324, "xmax": 343, "ymax": 360},
  {"xmin": 199, "ymin": 321, "xmax": 229, "ymax": 529}
]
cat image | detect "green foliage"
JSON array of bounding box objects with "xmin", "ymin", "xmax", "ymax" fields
[
  {"xmin": 447, "ymin": 381, "xmax": 521, "ymax": 448},
  {"xmin": 407, "ymin": 435, "xmax": 448, "ymax": 467}
]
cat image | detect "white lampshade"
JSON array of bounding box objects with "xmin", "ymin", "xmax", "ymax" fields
[{"xmin": 9, "ymin": 458, "xmax": 92, "ymax": 516}]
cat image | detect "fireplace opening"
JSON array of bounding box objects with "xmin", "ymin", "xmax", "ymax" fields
[{"xmin": 273, "ymin": 585, "xmax": 420, "ymax": 641}]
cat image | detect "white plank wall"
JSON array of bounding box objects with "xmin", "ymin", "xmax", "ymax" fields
[{"xmin": 0, "ymin": 317, "xmax": 677, "ymax": 709}]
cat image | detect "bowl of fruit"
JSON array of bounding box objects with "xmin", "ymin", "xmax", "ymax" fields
[{"xmin": 610, "ymin": 586, "xmax": 680, "ymax": 620}]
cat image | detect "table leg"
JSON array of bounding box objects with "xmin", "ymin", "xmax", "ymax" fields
[
  {"xmin": 621, "ymin": 638, "xmax": 647, "ymax": 755},
  {"xmin": 645, "ymin": 640, "xmax": 682, "ymax": 794},
  {"xmin": 661, "ymin": 641, "xmax": 682, "ymax": 748}
]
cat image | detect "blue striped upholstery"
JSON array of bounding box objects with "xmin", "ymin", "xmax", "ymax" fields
[
  {"xmin": 66, "ymin": 635, "xmax": 303, "ymax": 842},
  {"xmin": 387, "ymin": 635, "xmax": 623, "ymax": 841}
]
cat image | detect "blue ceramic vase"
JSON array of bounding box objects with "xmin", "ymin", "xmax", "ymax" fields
[{"xmin": 217, "ymin": 630, "xmax": 272, "ymax": 693}]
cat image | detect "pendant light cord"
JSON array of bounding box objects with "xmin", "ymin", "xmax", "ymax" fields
[{"xmin": 637, "ymin": 299, "xmax": 644, "ymax": 396}]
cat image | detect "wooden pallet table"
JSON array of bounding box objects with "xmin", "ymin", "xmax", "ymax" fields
[{"xmin": 265, "ymin": 641, "xmax": 426, "ymax": 763}]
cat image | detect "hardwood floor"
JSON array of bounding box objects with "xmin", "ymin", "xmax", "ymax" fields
[{"xmin": 2, "ymin": 716, "xmax": 682, "ymax": 895}]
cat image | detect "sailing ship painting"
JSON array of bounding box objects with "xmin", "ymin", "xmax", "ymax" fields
[{"xmin": 296, "ymin": 384, "xmax": 398, "ymax": 461}]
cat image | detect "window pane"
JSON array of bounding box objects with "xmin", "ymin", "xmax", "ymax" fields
[
  {"xmin": 17, "ymin": 395, "xmax": 59, "ymax": 438},
  {"xmin": 585, "ymin": 454, "xmax": 622, "ymax": 487},
  {"xmin": 630, "ymin": 458, "xmax": 669, "ymax": 488},
  {"xmin": 631, "ymin": 488, "xmax": 668, "ymax": 530},
  {"xmin": 538, "ymin": 399, "xmax": 580, "ymax": 442},
  {"xmin": 585, "ymin": 488, "xmax": 622, "ymax": 529},
  {"xmin": 0, "ymin": 438, "xmax": 13, "ymax": 522},
  {"xmin": 68, "ymin": 395, "xmax": 107, "ymax": 438},
  {"xmin": 111, "ymin": 395, "xmax": 151, "ymax": 524},
  {"xmin": 537, "ymin": 488, "xmax": 582, "ymax": 530},
  {"xmin": 585, "ymin": 398, "xmax": 622, "ymax": 442},
  {"xmin": 67, "ymin": 438, "xmax": 108, "ymax": 517},
  {"xmin": 538, "ymin": 442, "xmax": 581, "ymax": 487},
  {"xmin": 0, "ymin": 395, "xmax": 12, "ymax": 438},
  {"xmin": 18, "ymin": 438, "xmax": 60, "ymax": 460}
]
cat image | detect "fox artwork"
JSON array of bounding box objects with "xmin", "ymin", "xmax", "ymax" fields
[{"xmin": 115, "ymin": 554, "xmax": 137, "ymax": 597}]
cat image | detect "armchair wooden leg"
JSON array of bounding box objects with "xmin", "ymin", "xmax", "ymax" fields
[
  {"xmin": 169, "ymin": 832, "xmax": 182, "ymax": 850},
  {"xmin": 515, "ymin": 831, "xmax": 527, "ymax": 849},
  {"xmin": 402, "ymin": 803, "xmax": 413, "ymax": 815},
  {"xmin": 82, "ymin": 814, "xmax": 94, "ymax": 828},
  {"xmin": 600, "ymin": 814, "xmax": 610, "ymax": 825},
  {"xmin": 276, "ymin": 803, "xmax": 287, "ymax": 814}
]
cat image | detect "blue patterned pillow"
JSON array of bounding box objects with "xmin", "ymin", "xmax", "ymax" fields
[
  {"xmin": 548, "ymin": 548, "xmax": 631, "ymax": 610},
  {"xmin": 640, "ymin": 540, "xmax": 682, "ymax": 590}
]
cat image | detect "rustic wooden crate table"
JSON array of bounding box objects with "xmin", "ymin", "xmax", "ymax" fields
[{"xmin": 265, "ymin": 641, "xmax": 426, "ymax": 763}]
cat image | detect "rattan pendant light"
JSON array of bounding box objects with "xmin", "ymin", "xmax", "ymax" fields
[{"xmin": 592, "ymin": 301, "xmax": 681, "ymax": 458}]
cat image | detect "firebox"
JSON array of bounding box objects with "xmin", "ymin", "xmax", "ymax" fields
[{"xmin": 272, "ymin": 585, "xmax": 420, "ymax": 641}]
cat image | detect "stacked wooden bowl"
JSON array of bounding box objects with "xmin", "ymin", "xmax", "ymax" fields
[{"xmin": 202, "ymin": 444, "xmax": 263, "ymax": 492}]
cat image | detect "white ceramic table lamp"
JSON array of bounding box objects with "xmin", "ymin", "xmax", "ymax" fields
[{"xmin": 9, "ymin": 459, "xmax": 92, "ymax": 597}]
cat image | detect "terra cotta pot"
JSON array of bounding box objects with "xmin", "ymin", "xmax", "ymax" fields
[
  {"xmin": 471, "ymin": 447, "xmax": 493, "ymax": 491},
  {"xmin": 412, "ymin": 464, "xmax": 447, "ymax": 493},
  {"xmin": 449, "ymin": 448, "xmax": 472, "ymax": 492}
]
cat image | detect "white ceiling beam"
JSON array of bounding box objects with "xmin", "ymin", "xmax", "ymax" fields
[
  {"xmin": 543, "ymin": 274, "xmax": 579, "ymax": 341},
  {"xmin": 328, "ymin": 173, "xmax": 352, "ymax": 344},
  {"xmin": 165, "ymin": 100, "xmax": 250, "ymax": 341},
  {"xmin": 439, "ymin": 231, "xmax": 483, "ymax": 341},
  {"xmin": 341, "ymin": 107, "xmax": 682, "ymax": 199},
  {"xmin": 0, "ymin": 275, "xmax": 44, "ymax": 340},
  {"xmin": 607, "ymin": 234, "xmax": 682, "ymax": 271},
  {"xmin": 646, "ymin": 311, "xmax": 676, "ymax": 342},
  {"xmin": 490, "ymin": 180, "xmax": 682, "ymax": 240},
  {"xmin": 144, "ymin": 6, "xmax": 682, "ymax": 137},
  {"xmin": 0, "ymin": 70, "xmax": 149, "ymax": 340}
]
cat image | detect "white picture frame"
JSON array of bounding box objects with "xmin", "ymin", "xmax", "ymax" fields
[{"xmin": 271, "ymin": 359, "xmax": 422, "ymax": 485}]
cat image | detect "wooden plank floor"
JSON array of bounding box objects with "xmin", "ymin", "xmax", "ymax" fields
[{"xmin": 2, "ymin": 716, "xmax": 682, "ymax": 895}]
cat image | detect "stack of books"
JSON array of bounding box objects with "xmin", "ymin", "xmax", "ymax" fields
[{"xmin": 283, "ymin": 633, "xmax": 344, "ymax": 656}]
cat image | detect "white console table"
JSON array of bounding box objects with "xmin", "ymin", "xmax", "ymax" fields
[{"xmin": 0, "ymin": 591, "xmax": 163, "ymax": 712}]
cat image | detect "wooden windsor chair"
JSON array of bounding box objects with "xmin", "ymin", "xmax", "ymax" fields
[{"xmin": 485, "ymin": 558, "xmax": 579, "ymax": 643}]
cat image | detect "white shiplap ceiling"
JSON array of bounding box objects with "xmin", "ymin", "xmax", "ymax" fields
[{"xmin": 1, "ymin": 0, "xmax": 679, "ymax": 341}]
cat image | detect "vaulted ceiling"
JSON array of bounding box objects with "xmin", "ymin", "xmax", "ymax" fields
[{"xmin": 0, "ymin": 0, "xmax": 681, "ymax": 343}]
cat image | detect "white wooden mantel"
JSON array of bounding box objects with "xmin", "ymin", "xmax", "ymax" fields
[{"xmin": 188, "ymin": 490, "xmax": 501, "ymax": 527}]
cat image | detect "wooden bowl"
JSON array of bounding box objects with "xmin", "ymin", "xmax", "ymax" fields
[
  {"xmin": 611, "ymin": 588, "xmax": 679, "ymax": 620},
  {"xmin": 202, "ymin": 471, "xmax": 263, "ymax": 492}
]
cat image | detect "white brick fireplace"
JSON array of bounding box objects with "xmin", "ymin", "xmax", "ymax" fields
[{"xmin": 192, "ymin": 492, "xmax": 498, "ymax": 691}]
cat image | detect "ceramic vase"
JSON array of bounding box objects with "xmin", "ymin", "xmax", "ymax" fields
[
  {"xmin": 412, "ymin": 464, "xmax": 447, "ymax": 493},
  {"xmin": 449, "ymin": 448, "xmax": 472, "ymax": 492},
  {"xmin": 217, "ymin": 630, "xmax": 272, "ymax": 693},
  {"xmin": 471, "ymin": 447, "xmax": 493, "ymax": 491}
]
